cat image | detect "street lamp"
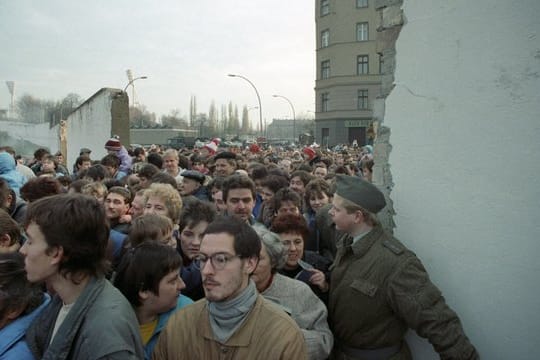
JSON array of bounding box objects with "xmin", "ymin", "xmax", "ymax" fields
[
  {"xmin": 272, "ymin": 94, "xmax": 296, "ymax": 143},
  {"xmin": 228, "ymin": 74, "xmax": 263, "ymax": 136},
  {"xmin": 123, "ymin": 76, "xmax": 148, "ymax": 92}
]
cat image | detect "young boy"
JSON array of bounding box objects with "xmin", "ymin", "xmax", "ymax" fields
[
  {"xmin": 113, "ymin": 242, "xmax": 193, "ymax": 360},
  {"xmin": 20, "ymin": 193, "xmax": 144, "ymax": 359}
]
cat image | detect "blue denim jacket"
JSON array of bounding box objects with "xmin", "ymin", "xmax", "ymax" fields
[{"xmin": 0, "ymin": 293, "xmax": 50, "ymax": 360}]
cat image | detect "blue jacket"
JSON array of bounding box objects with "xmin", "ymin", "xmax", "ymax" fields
[
  {"xmin": 0, "ymin": 293, "xmax": 50, "ymax": 360},
  {"xmin": 143, "ymin": 295, "xmax": 193, "ymax": 360},
  {"xmin": 0, "ymin": 152, "xmax": 26, "ymax": 196}
]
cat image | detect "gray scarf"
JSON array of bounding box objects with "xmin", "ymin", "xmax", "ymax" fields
[{"xmin": 207, "ymin": 279, "xmax": 258, "ymax": 343}]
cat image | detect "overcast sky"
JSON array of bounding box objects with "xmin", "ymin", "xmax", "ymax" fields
[{"xmin": 0, "ymin": 0, "xmax": 315, "ymax": 127}]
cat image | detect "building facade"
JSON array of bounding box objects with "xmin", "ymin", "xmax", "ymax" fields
[{"xmin": 314, "ymin": 0, "xmax": 381, "ymax": 147}]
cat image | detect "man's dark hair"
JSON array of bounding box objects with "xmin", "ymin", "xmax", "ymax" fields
[
  {"xmin": 69, "ymin": 179, "xmax": 91, "ymax": 193},
  {"xmin": 33, "ymin": 148, "xmax": 49, "ymax": 161},
  {"xmin": 260, "ymin": 175, "xmax": 289, "ymax": 194},
  {"xmin": 24, "ymin": 193, "xmax": 110, "ymax": 281},
  {"xmin": 290, "ymin": 170, "xmax": 314, "ymax": 186},
  {"xmin": 0, "ymin": 209, "xmax": 21, "ymax": 246},
  {"xmin": 204, "ymin": 216, "xmax": 261, "ymax": 260},
  {"xmin": 138, "ymin": 163, "xmax": 160, "ymax": 179},
  {"xmin": 0, "ymin": 178, "xmax": 10, "ymax": 211},
  {"xmin": 250, "ymin": 164, "xmax": 268, "ymax": 181},
  {"xmin": 151, "ymin": 172, "xmax": 177, "ymax": 189},
  {"xmin": 147, "ymin": 153, "xmax": 163, "ymax": 169},
  {"xmin": 85, "ymin": 164, "xmax": 109, "ymax": 181},
  {"xmin": 178, "ymin": 154, "xmax": 189, "ymax": 170},
  {"xmin": 100, "ymin": 154, "xmax": 120, "ymax": 169},
  {"xmin": 75, "ymin": 155, "xmax": 91, "ymax": 168},
  {"xmin": 0, "ymin": 252, "xmax": 43, "ymax": 320},
  {"xmin": 114, "ymin": 242, "xmax": 181, "ymax": 307},
  {"xmin": 268, "ymin": 168, "xmax": 290, "ymax": 180},
  {"xmin": 179, "ymin": 200, "xmax": 217, "ymax": 232},
  {"xmin": 222, "ymin": 175, "xmax": 256, "ymax": 202},
  {"xmin": 133, "ymin": 147, "xmax": 145, "ymax": 158},
  {"xmin": 107, "ymin": 186, "xmax": 132, "ymax": 204},
  {"xmin": 20, "ymin": 177, "xmax": 63, "ymax": 203},
  {"xmin": 272, "ymin": 188, "xmax": 302, "ymax": 212},
  {"xmin": 208, "ymin": 176, "xmax": 225, "ymax": 191}
]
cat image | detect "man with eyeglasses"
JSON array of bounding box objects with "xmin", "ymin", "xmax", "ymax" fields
[{"xmin": 153, "ymin": 217, "xmax": 307, "ymax": 359}]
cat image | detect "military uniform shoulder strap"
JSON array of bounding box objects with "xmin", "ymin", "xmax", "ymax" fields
[{"xmin": 382, "ymin": 238, "xmax": 405, "ymax": 255}]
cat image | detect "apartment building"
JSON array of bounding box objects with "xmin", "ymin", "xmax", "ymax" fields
[{"xmin": 315, "ymin": 0, "xmax": 381, "ymax": 147}]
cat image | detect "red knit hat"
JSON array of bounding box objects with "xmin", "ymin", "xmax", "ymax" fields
[
  {"xmin": 303, "ymin": 147, "xmax": 316, "ymax": 160},
  {"xmin": 105, "ymin": 135, "xmax": 121, "ymax": 151},
  {"xmin": 249, "ymin": 143, "xmax": 261, "ymax": 153},
  {"xmin": 204, "ymin": 141, "xmax": 218, "ymax": 155}
]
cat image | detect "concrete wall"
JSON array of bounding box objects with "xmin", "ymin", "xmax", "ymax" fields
[
  {"xmin": 65, "ymin": 88, "xmax": 128, "ymax": 169},
  {"xmin": 0, "ymin": 120, "xmax": 60, "ymax": 156},
  {"xmin": 379, "ymin": 0, "xmax": 540, "ymax": 358},
  {"xmin": 1, "ymin": 88, "xmax": 129, "ymax": 169}
]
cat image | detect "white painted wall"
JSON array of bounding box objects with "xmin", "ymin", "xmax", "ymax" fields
[
  {"xmin": 0, "ymin": 120, "xmax": 60, "ymax": 154},
  {"xmin": 65, "ymin": 88, "xmax": 116, "ymax": 169},
  {"xmin": 384, "ymin": 0, "xmax": 540, "ymax": 358}
]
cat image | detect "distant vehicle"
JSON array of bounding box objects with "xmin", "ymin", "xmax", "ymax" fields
[{"xmin": 167, "ymin": 136, "xmax": 197, "ymax": 149}]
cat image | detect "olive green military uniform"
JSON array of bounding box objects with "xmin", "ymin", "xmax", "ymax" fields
[{"xmin": 329, "ymin": 224, "xmax": 478, "ymax": 360}]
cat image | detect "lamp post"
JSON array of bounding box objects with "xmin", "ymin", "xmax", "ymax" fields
[
  {"xmin": 123, "ymin": 76, "xmax": 148, "ymax": 92},
  {"xmin": 228, "ymin": 74, "xmax": 263, "ymax": 135},
  {"xmin": 272, "ymin": 94, "xmax": 296, "ymax": 143},
  {"xmin": 123, "ymin": 76, "xmax": 148, "ymax": 107}
]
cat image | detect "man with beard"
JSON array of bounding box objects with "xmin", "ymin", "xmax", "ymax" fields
[{"xmin": 152, "ymin": 217, "xmax": 307, "ymax": 359}]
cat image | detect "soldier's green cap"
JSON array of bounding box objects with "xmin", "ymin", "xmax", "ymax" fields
[{"xmin": 335, "ymin": 174, "xmax": 386, "ymax": 214}]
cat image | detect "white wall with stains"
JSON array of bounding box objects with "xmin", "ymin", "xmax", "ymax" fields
[{"xmin": 384, "ymin": 0, "xmax": 540, "ymax": 358}]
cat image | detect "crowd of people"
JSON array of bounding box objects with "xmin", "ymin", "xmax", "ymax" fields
[{"xmin": 0, "ymin": 137, "xmax": 479, "ymax": 359}]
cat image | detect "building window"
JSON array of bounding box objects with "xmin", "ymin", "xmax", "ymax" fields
[
  {"xmin": 356, "ymin": 22, "xmax": 369, "ymax": 41},
  {"xmin": 379, "ymin": 54, "xmax": 384, "ymax": 74},
  {"xmin": 321, "ymin": 29, "xmax": 329, "ymax": 48},
  {"xmin": 356, "ymin": 0, "xmax": 368, "ymax": 8},
  {"xmin": 321, "ymin": 60, "xmax": 330, "ymax": 79},
  {"xmin": 357, "ymin": 55, "xmax": 369, "ymax": 75},
  {"xmin": 320, "ymin": 0, "xmax": 329, "ymax": 16},
  {"xmin": 321, "ymin": 93, "xmax": 329, "ymax": 112},
  {"xmin": 322, "ymin": 128, "xmax": 330, "ymax": 147},
  {"xmin": 357, "ymin": 89, "xmax": 369, "ymax": 110}
]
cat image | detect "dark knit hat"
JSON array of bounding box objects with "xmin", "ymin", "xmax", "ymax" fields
[
  {"xmin": 79, "ymin": 148, "xmax": 92, "ymax": 155},
  {"xmin": 214, "ymin": 151, "xmax": 237, "ymax": 161},
  {"xmin": 335, "ymin": 174, "xmax": 386, "ymax": 214},
  {"xmin": 181, "ymin": 170, "xmax": 205, "ymax": 184},
  {"xmin": 105, "ymin": 135, "xmax": 121, "ymax": 151}
]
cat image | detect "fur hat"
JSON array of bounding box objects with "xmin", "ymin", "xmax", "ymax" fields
[{"xmin": 105, "ymin": 135, "xmax": 121, "ymax": 151}]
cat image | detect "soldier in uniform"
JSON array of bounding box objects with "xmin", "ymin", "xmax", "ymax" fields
[{"xmin": 328, "ymin": 174, "xmax": 478, "ymax": 359}]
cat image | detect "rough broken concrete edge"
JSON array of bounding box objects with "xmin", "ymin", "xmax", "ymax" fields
[{"xmin": 372, "ymin": 0, "xmax": 405, "ymax": 233}]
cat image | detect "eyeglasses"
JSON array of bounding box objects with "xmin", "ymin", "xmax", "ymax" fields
[{"xmin": 193, "ymin": 253, "xmax": 242, "ymax": 271}]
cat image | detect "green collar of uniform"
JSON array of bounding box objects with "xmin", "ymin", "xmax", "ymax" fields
[{"xmin": 350, "ymin": 225, "xmax": 384, "ymax": 257}]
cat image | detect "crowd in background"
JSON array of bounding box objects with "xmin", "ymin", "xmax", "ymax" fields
[{"xmin": 0, "ymin": 136, "xmax": 478, "ymax": 360}]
